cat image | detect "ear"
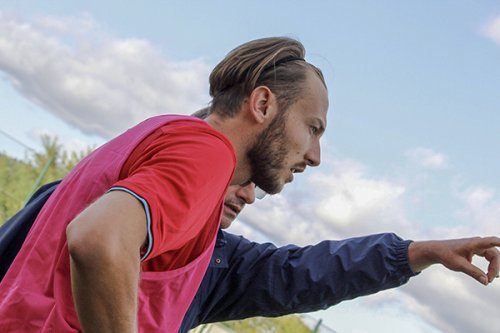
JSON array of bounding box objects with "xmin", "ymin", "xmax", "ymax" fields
[{"xmin": 247, "ymin": 86, "xmax": 276, "ymax": 124}]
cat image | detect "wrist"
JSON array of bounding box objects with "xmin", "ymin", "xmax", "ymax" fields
[{"xmin": 408, "ymin": 241, "xmax": 439, "ymax": 273}]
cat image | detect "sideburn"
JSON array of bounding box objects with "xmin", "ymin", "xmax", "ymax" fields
[{"xmin": 247, "ymin": 111, "xmax": 289, "ymax": 194}]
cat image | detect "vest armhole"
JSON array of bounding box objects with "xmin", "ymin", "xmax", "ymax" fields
[{"xmin": 107, "ymin": 187, "xmax": 153, "ymax": 261}]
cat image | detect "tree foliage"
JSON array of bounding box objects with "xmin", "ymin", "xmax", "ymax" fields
[
  {"xmin": 0, "ymin": 134, "xmax": 91, "ymax": 224},
  {"xmin": 208, "ymin": 315, "xmax": 313, "ymax": 333}
]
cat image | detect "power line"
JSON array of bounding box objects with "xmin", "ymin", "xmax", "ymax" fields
[{"xmin": 0, "ymin": 128, "xmax": 37, "ymax": 153}]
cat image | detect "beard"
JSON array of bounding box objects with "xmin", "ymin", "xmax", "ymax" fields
[{"xmin": 247, "ymin": 111, "xmax": 289, "ymax": 194}]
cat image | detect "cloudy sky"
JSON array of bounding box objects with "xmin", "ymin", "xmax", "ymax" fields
[{"xmin": 1, "ymin": 2, "xmax": 499, "ymax": 332}]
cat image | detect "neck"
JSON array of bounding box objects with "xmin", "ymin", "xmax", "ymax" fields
[{"xmin": 206, "ymin": 113, "xmax": 253, "ymax": 186}]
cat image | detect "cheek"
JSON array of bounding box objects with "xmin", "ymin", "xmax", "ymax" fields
[
  {"xmin": 284, "ymin": 118, "xmax": 311, "ymax": 158},
  {"xmin": 284, "ymin": 138, "xmax": 309, "ymax": 165},
  {"xmin": 292, "ymin": 132, "xmax": 311, "ymax": 156}
]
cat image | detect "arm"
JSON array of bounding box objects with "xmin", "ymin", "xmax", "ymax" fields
[
  {"xmin": 67, "ymin": 120, "xmax": 234, "ymax": 332},
  {"xmin": 198, "ymin": 232, "xmax": 415, "ymax": 324},
  {"xmin": 66, "ymin": 190, "xmax": 147, "ymax": 333},
  {"xmin": 198, "ymin": 234, "xmax": 500, "ymax": 325},
  {"xmin": 408, "ymin": 236, "xmax": 500, "ymax": 285}
]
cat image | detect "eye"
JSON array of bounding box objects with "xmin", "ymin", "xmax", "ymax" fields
[
  {"xmin": 310, "ymin": 125, "xmax": 320, "ymax": 136},
  {"xmin": 240, "ymin": 180, "xmax": 252, "ymax": 187}
]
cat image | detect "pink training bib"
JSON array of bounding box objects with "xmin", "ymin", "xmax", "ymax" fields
[{"xmin": 0, "ymin": 115, "xmax": 223, "ymax": 332}]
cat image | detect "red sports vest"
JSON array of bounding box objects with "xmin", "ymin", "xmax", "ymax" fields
[{"xmin": 0, "ymin": 115, "xmax": 227, "ymax": 332}]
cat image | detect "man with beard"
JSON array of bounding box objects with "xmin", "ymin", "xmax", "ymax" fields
[
  {"xmin": 0, "ymin": 36, "xmax": 329, "ymax": 333},
  {"xmin": 2, "ymin": 180, "xmax": 499, "ymax": 333},
  {"xmin": 2, "ymin": 37, "xmax": 499, "ymax": 333}
]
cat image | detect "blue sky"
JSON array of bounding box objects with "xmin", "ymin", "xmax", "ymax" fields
[{"xmin": 1, "ymin": 2, "xmax": 499, "ymax": 332}]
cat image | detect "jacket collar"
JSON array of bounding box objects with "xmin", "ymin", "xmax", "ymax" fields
[{"xmin": 208, "ymin": 229, "xmax": 228, "ymax": 268}]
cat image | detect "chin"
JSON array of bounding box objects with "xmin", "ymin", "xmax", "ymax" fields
[
  {"xmin": 220, "ymin": 218, "xmax": 232, "ymax": 229},
  {"xmin": 270, "ymin": 181, "xmax": 286, "ymax": 195},
  {"xmin": 257, "ymin": 179, "xmax": 284, "ymax": 195}
]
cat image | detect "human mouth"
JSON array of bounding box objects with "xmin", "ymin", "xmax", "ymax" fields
[
  {"xmin": 225, "ymin": 203, "xmax": 242, "ymax": 216},
  {"xmin": 287, "ymin": 166, "xmax": 305, "ymax": 183},
  {"xmin": 291, "ymin": 166, "xmax": 305, "ymax": 174}
]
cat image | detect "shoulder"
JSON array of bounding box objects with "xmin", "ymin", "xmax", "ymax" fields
[{"xmin": 153, "ymin": 117, "xmax": 235, "ymax": 162}]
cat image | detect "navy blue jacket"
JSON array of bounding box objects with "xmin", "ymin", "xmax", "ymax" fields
[
  {"xmin": 0, "ymin": 182, "xmax": 416, "ymax": 332},
  {"xmin": 180, "ymin": 231, "xmax": 415, "ymax": 332},
  {"xmin": 0, "ymin": 181, "xmax": 60, "ymax": 278}
]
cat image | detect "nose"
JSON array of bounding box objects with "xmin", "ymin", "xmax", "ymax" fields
[
  {"xmin": 235, "ymin": 182, "xmax": 256, "ymax": 204},
  {"xmin": 305, "ymin": 138, "xmax": 321, "ymax": 167}
]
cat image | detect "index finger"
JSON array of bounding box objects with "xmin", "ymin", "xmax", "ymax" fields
[
  {"xmin": 473, "ymin": 236, "xmax": 500, "ymax": 249},
  {"xmin": 483, "ymin": 247, "xmax": 500, "ymax": 282}
]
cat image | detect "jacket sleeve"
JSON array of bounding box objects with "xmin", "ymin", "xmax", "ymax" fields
[
  {"xmin": 0, "ymin": 180, "xmax": 61, "ymax": 280},
  {"xmin": 198, "ymin": 232, "xmax": 417, "ymax": 323}
]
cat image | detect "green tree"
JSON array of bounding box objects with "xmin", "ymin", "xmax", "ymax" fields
[
  {"xmin": 208, "ymin": 315, "xmax": 313, "ymax": 333},
  {"xmin": 0, "ymin": 135, "xmax": 91, "ymax": 224},
  {"xmin": 0, "ymin": 154, "xmax": 34, "ymax": 222}
]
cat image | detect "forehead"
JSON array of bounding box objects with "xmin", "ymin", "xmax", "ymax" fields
[{"xmin": 293, "ymin": 70, "xmax": 329, "ymax": 126}]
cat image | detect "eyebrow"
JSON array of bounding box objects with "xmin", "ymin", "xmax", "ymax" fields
[{"xmin": 314, "ymin": 118, "xmax": 326, "ymax": 135}]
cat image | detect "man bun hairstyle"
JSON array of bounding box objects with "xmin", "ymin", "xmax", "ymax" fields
[
  {"xmin": 209, "ymin": 37, "xmax": 326, "ymax": 117},
  {"xmin": 192, "ymin": 106, "xmax": 211, "ymax": 120}
]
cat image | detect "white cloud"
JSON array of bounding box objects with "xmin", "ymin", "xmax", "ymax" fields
[
  {"xmin": 240, "ymin": 157, "xmax": 414, "ymax": 245},
  {"xmin": 0, "ymin": 12, "xmax": 211, "ymax": 139},
  {"xmin": 481, "ymin": 15, "xmax": 500, "ymax": 46},
  {"xmin": 401, "ymin": 267, "xmax": 500, "ymax": 333},
  {"xmin": 313, "ymin": 161, "xmax": 406, "ymax": 228},
  {"xmin": 406, "ymin": 147, "xmax": 447, "ymax": 170},
  {"xmin": 397, "ymin": 184, "xmax": 500, "ymax": 333},
  {"xmin": 240, "ymin": 154, "xmax": 500, "ymax": 333},
  {"xmin": 356, "ymin": 182, "xmax": 500, "ymax": 333},
  {"xmin": 455, "ymin": 186, "xmax": 500, "ymax": 236}
]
